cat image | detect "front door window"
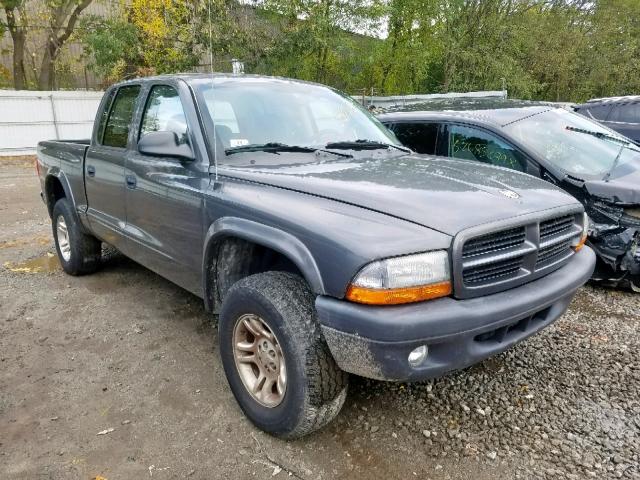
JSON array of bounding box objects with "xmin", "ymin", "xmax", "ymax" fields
[{"xmin": 448, "ymin": 124, "xmax": 526, "ymax": 172}]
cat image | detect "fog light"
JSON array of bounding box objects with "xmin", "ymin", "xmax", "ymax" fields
[{"xmin": 408, "ymin": 345, "xmax": 428, "ymax": 367}]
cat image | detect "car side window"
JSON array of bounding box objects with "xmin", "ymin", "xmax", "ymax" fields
[
  {"xmin": 140, "ymin": 85, "xmax": 188, "ymax": 143},
  {"xmin": 102, "ymin": 85, "xmax": 141, "ymax": 148},
  {"xmin": 96, "ymin": 89, "xmax": 116, "ymax": 144},
  {"xmin": 607, "ymin": 103, "xmax": 640, "ymax": 124},
  {"xmin": 580, "ymin": 104, "xmax": 612, "ymax": 121},
  {"xmin": 390, "ymin": 122, "xmax": 438, "ymax": 154},
  {"xmin": 447, "ymin": 124, "xmax": 526, "ymax": 172}
]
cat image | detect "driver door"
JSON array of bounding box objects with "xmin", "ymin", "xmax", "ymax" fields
[{"xmin": 124, "ymin": 82, "xmax": 209, "ymax": 295}]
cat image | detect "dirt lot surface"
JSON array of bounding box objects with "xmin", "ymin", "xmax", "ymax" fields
[{"xmin": 1, "ymin": 158, "xmax": 638, "ymax": 480}]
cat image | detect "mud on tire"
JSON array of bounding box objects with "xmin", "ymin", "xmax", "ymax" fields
[
  {"xmin": 218, "ymin": 271, "xmax": 349, "ymax": 438},
  {"xmin": 52, "ymin": 198, "xmax": 101, "ymax": 275}
]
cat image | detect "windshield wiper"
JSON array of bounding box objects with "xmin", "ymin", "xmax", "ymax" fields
[
  {"xmin": 565, "ymin": 126, "xmax": 636, "ymax": 149},
  {"xmin": 225, "ymin": 142, "xmax": 352, "ymax": 158},
  {"xmin": 325, "ymin": 139, "xmax": 410, "ymax": 152}
]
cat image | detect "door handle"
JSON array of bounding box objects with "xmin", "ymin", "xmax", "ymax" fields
[
  {"xmin": 125, "ymin": 174, "xmax": 137, "ymax": 188},
  {"xmin": 86, "ymin": 165, "xmax": 96, "ymax": 177}
]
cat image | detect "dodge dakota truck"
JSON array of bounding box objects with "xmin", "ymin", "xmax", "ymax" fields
[{"xmin": 37, "ymin": 74, "xmax": 595, "ymax": 438}]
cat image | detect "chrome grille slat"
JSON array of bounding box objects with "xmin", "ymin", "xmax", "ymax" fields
[
  {"xmin": 463, "ymin": 244, "xmax": 536, "ymax": 268},
  {"xmin": 456, "ymin": 211, "xmax": 583, "ymax": 297},
  {"xmin": 539, "ymin": 229, "xmax": 580, "ymax": 249}
]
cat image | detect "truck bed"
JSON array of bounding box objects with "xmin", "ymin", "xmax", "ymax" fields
[{"xmin": 37, "ymin": 139, "xmax": 91, "ymax": 215}]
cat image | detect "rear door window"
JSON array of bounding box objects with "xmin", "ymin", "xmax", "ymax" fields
[
  {"xmin": 96, "ymin": 89, "xmax": 116, "ymax": 144},
  {"xmin": 447, "ymin": 124, "xmax": 526, "ymax": 172},
  {"xmin": 102, "ymin": 85, "xmax": 141, "ymax": 148},
  {"xmin": 607, "ymin": 103, "xmax": 640, "ymax": 124},
  {"xmin": 140, "ymin": 85, "xmax": 188, "ymax": 144},
  {"xmin": 390, "ymin": 122, "xmax": 439, "ymax": 154}
]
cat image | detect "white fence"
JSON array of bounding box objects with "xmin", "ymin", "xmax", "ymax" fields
[{"xmin": 0, "ymin": 90, "xmax": 103, "ymax": 156}]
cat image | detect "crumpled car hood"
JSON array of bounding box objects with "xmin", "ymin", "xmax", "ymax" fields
[
  {"xmin": 221, "ymin": 154, "xmax": 580, "ymax": 236},
  {"xmin": 584, "ymin": 159, "xmax": 640, "ymax": 204}
]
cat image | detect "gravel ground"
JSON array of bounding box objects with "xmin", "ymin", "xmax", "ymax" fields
[{"xmin": 1, "ymin": 158, "xmax": 639, "ymax": 479}]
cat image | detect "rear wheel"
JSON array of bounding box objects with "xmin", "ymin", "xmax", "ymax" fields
[
  {"xmin": 219, "ymin": 271, "xmax": 348, "ymax": 438},
  {"xmin": 52, "ymin": 198, "xmax": 101, "ymax": 275}
]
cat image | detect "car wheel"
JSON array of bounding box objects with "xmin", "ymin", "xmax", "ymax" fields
[
  {"xmin": 219, "ymin": 271, "xmax": 348, "ymax": 438},
  {"xmin": 52, "ymin": 198, "xmax": 101, "ymax": 275}
]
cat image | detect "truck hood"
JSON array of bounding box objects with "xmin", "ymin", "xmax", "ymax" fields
[
  {"xmin": 583, "ymin": 158, "xmax": 640, "ymax": 204},
  {"xmin": 220, "ymin": 154, "xmax": 580, "ymax": 235}
]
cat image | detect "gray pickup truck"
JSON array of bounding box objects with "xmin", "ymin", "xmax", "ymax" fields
[{"xmin": 37, "ymin": 74, "xmax": 595, "ymax": 438}]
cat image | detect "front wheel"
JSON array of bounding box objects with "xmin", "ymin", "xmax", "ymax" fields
[
  {"xmin": 52, "ymin": 198, "xmax": 101, "ymax": 275},
  {"xmin": 219, "ymin": 271, "xmax": 348, "ymax": 438}
]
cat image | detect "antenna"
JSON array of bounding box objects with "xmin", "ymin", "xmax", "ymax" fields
[{"xmin": 208, "ymin": 0, "xmax": 218, "ymax": 180}]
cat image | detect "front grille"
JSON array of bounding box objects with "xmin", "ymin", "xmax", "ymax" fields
[
  {"xmin": 536, "ymin": 240, "xmax": 572, "ymax": 267},
  {"xmin": 540, "ymin": 215, "xmax": 573, "ymax": 241},
  {"xmin": 462, "ymin": 227, "xmax": 525, "ymax": 258},
  {"xmin": 463, "ymin": 256, "xmax": 524, "ymax": 284},
  {"xmin": 454, "ymin": 211, "xmax": 583, "ymax": 298}
]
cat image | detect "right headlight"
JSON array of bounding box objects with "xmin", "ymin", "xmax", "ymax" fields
[{"xmin": 345, "ymin": 250, "xmax": 452, "ymax": 305}]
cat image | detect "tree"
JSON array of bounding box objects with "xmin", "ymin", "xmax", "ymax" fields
[
  {"xmin": 1, "ymin": 0, "xmax": 27, "ymax": 89},
  {"xmin": 38, "ymin": 0, "xmax": 93, "ymax": 90},
  {"xmin": 261, "ymin": 0, "xmax": 382, "ymax": 85},
  {"xmin": 80, "ymin": 0, "xmax": 207, "ymax": 83},
  {"xmin": 129, "ymin": 0, "xmax": 201, "ymax": 74},
  {"xmin": 80, "ymin": 15, "xmax": 141, "ymax": 84}
]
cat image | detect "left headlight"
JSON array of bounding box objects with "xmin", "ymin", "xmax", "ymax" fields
[
  {"xmin": 345, "ymin": 251, "xmax": 452, "ymax": 305},
  {"xmin": 572, "ymin": 212, "xmax": 589, "ymax": 252}
]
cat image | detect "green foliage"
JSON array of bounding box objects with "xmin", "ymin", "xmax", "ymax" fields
[
  {"xmin": 80, "ymin": 15, "xmax": 141, "ymax": 81},
  {"xmin": 72, "ymin": 0, "xmax": 640, "ymax": 101}
]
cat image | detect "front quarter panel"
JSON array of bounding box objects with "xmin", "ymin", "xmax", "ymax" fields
[{"xmin": 204, "ymin": 177, "xmax": 452, "ymax": 299}]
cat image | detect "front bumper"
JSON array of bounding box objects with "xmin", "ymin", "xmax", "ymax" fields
[{"xmin": 316, "ymin": 247, "xmax": 596, "ymax": 381}]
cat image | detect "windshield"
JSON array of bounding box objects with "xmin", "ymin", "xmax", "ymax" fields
[
  {"xmin": 192, "ymin": 77, "xmax": 400, "ymax": 161},
  {"xmin": 504, "ymin": 108, "xmax": 639, "ymax": 179}
]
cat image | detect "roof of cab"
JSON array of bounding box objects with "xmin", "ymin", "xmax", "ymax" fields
[
  {"xmin": 378, "ymin": 106, "xmax": 555, "ymax": 128},
  {"xmin": 110, "ymin": 72, "xmax": 327, "ymax": 88},
  {"xmin": 585, "ymin": 95, "xmax": 640, "ymax": 105}
]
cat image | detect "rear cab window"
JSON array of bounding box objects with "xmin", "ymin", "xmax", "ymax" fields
[
  {"xmin": 447, "ymin": 124, "xmax": 527, "ymax": 172},
  {"xmin": 102, "ymin": 85, "xmax": 142, "ymax": 148},
  {"xmin": 389, "ymin": 122, "xmax": 439, "ymax": 155}
]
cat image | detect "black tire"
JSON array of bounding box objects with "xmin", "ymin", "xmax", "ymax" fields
[
  {"xmin": 51, "ymin": 198, "xmax": 101, "ymax": 275},
  {"xmin": 219, "ymin": 271, "xmax": 348, "ymax": 438}
]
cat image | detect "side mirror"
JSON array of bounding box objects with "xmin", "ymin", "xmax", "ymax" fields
[{"xmin": 138, "ymin": 131, "xmax": 194, "ymax": 161}]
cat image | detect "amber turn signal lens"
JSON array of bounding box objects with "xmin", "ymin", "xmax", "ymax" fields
[
  {"xmin": 573, "ymin": 235, "xmax": 587, "ymax": 252},
  {"xmin": 345, "ymin": 281, "xmax": 452, "ymax": 305}
]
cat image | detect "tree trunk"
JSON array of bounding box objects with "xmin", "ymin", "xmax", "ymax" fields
[
  {"xmin": 4, "ymin": 5, "xmax": 27, "ymax": 89},
  {"xmin": 38, "ymin": 42, "xmax": 56, "ymax": 90},
  {"xmin": 12, "ymin": 30, "xmax": 26, "ymax": 89},
  {"xmin": 37, "ymin": 0, "xmax": 93, "ymax": 90}
]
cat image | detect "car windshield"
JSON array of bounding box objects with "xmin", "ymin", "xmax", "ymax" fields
[
  {"xmin": 503, "ymin": 108, "xmax": 639, "ymax": 179},
  {"xmin": 192, "ymin": 77, "xmax": 400, "ymax": 161}
]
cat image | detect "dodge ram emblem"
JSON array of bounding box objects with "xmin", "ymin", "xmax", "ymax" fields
[{"xmin": 499, "ymin": 189, "xmax": 520, "ymax": 199}]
